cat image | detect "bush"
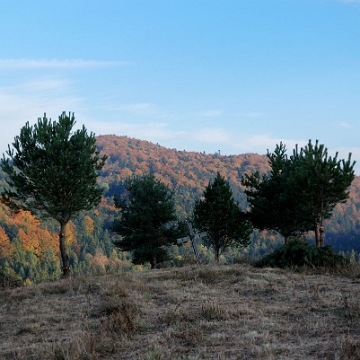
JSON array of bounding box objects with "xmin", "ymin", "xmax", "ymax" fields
[
  {"xmin": 254, "ymin": 238, "xmax": 349, "ymax": 269},
  {"xmin": 0, "ymin": 268, "xmax": 21, "ymax": 289}
]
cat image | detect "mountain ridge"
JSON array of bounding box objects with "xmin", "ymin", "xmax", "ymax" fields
[{"xmin": 95, "ymin": 134, "xmax": 360, "ymax": 251}]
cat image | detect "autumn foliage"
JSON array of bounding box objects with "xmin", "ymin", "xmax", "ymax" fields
[{"xmin": 0, "ymin": 134, "xmax": 359, "ymax": 282}]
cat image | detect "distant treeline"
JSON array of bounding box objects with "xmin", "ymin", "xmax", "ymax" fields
[{"xmin": 0, "ymin": 134, "xmax": 359, "ymax": 283}]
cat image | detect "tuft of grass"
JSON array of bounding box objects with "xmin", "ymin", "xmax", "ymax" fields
[
  {"xmin": 140, "ymin": 349, "xmax": 163, "ymax": 360},
  {"xmin": 100, "ymin": 300, "xmax": 138, "ymax": 336},
  {"xmin": 337, "ymin": 339, "xmax": 360, "ymax": 360},
  {"xmin": 41, "ymin": 282, "xmax": 70, "ymax": 295},
  {"xmin": 201, "ymin": 301, "xmax": 229, "ymax": 321},
  {"xmin": 334, "ymin": 290, "xmax": 360, "ymax": 322}
]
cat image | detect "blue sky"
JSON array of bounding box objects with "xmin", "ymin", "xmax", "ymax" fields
[{"xmin": 1, "ymin": 0, "xmax": 360, "ymax": 172}]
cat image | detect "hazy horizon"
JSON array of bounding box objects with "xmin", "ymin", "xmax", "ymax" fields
[{"xmin": 1, "ymin": 0, "xmax": 360, "ymax": 173}]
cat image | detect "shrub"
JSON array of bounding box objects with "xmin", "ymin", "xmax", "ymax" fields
[
  {"xmin": 0, "ymin": 268, "xmax": 21, "ymax": 289},
  {"xmin": 254, "ymin": 238, "xmax": 349, "ymax": 269}
]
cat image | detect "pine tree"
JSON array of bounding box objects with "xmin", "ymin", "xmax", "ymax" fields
[
  {"xmin": 241, "ymin": 143, "xmax": 313, "ymax": 244},
  {"xmin": 193, "ymin": 172, "xmax": 252, "ymax": 262},
  {"xmin": 291, "ymin": 140, "xmax": 355, "ymax": 247},
  {"xmin": 0, "ymin": 112, "xmax": 107, "ymax": 277},
  {"xmin": 242, "ymin": 140, "xmax": 355, "ymax": 247},
  {"xmin": 113, "ymin": 174, "xmax": 180, "ymax": 268}
]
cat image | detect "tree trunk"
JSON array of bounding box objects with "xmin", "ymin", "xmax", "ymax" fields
[
  {"xmin": 215, "ymin": 245, "xmax": 220, "ymax": 263},
  {"xmin": 284, "ymin": 236, "xmax": 288, "ymax": 245},
  {"xmin": 59, "ymin": 222, "xmax": 71, "ymax": 278},
  {"xmin": 151, "ymin": 257, "xmax": 157, "ymax": 269},
  {"xmin": 315, "ymin": 223, "xmax": 320, "ymax": 248},
  {"xmin": 319, "ymin": 215, "xmax": 325, "ymax": 247}
]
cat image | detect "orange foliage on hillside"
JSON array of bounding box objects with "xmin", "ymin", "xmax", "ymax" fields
[
  {"xmin": 96, "ymin": 134, "xmax": 360, "ymax": 236},
  {"xmin": 0, "ymin": 205, "xmax": 59, "ymax": 260},
  {"xmin": 0, "ymin": 226, "xmax": 12, "ymax": 257},
  {"xmin": 0, "ymin": 133, "xmax": 358, "ymax": 268},
  {"xmin": 96, "ymin": 135, "xmax": 270, "ymax": 194},
  {"xmin": 84, "ymin": 215, "xmax": 95, "ymax": 236}
]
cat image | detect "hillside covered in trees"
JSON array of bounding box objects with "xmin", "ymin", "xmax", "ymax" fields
[{"xmin": 0, "ymin": 134, "xmax": 360, "ymax": 283}]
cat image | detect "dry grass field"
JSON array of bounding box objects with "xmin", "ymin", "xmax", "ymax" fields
[{"xmin": 1, "ymin": 263, "xmax": 360, "ymax": 360}]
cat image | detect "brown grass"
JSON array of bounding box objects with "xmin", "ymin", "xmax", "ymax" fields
[{"xmin": 1, "ymin": 264, "xmax": 360, "ymax": 359}]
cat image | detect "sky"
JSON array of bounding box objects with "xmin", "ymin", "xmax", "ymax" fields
[{"xmin": 1, "ymin": 0, "xmax": 360, "ymax": 172}]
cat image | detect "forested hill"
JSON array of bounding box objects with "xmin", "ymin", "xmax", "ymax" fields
[
  {"xmin": 95, "ymin": 135, "xmax": 271, "ymax": 215},
  {"xmin": 0, "ymin": 134, "xmax": 360, "ymax": 283},
  {"xmin": 96, "ymin": 135, "xmax": 360, "ymax": 251}
]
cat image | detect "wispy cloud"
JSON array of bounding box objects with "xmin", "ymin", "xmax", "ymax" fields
[
  {"xmin": 114, "ymin": 102, "xmax": 182, "ymax": 121},
  {"xmin": 334, "ymin": 0, "xmax": 360, "ymax": 6},
  {"xmin": 86, "ymin": 121, "xmax": 186, "ymax": 141},
  {"xmin": 238, "ymin": 112, "xmax": 264, "ymax": 119},
  {"xmin": 88, "ymin": 120, "xmax": 299, "ymax": 156},
  {"xmin": 338, "ymin": 121, "xmax": 353, "ymax": 129},
  {"xmin": 117, "ymin": 103, "xmax": 160, "ymax": 116},
  {"xmin": 336, "ymin": 146, "xmax": 360, "ymax": 163},
  {"xmin": 60, "ymin": 116, "xmax": 360, "ymax": 175},
  {"xmin": 0, "ymin": 78, "xmax": 82, "ymax": 153},
  {"xmin": 86, "ymin": 120, "xmax": 233, "ymax": 146},
  {"xmin": 0, "ymin": 59, "xmax": 130, "ymax": 69},
  {"xmin": 189, "ymin": 128, "xmax": 231, "ymax": 143},
  {"xmin": 3, "ymin": 79, "xmax": 70, "ymax": 92},
  {"xmin": 233, "ymin": 134, "xmax": 308, "ymax": 154},
  {"xmin": 231, "ymin": 134, "xmax": 360, "ymax": 171},
  {"xmin": 0, "ymin": 79, "xmax": 78, "ymax": 113},
  {"xmin": 198, "ymin": 110, "xmax": 223, "ymax": 117}
]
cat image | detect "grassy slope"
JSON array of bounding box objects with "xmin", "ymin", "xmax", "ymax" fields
[{"xmin": 1, "ymin": 264, "xmax": 360, "ymax": 360}]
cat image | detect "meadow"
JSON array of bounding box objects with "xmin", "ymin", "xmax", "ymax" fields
[{"xmin": 1, "ymin": 262, "xmax": 360, "ymax": 359}]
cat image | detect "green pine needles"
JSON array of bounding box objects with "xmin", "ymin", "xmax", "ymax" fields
[
  {"xmin": 193, "ymin": 172, "xmax": 252, "ymax": 263},
  {"xmin": 0, "ymin": 112, "xmax": 107, "ymax": 278},
  {"xmin": 242, "ymin": 140, "xmax": 355, "ymax": 247},
  {"xmin": 113, "ymin": 174, "xmax": 181, "ymax": 269}
]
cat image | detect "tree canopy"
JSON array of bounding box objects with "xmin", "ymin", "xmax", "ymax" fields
[
  {"xmin": 113, "ymin": 174, "xmax": 180, "ymax": 268},
  {"xmin": 241, "ymin": 142, "xmax": 313, "ymax": 243},
  {"xmin": 0, "ymin": 112, "xmax": 107, "ymax": 277},
  {"xmin": 291, "ymin": 140, "xmax": 355, "ymax": 246},
  {"xmin": 242, "ymin": 140, "xmax": 355, "ymax": 247},
  {"xmin": 193, "ymin": 172, "xmax": 252, "ymax": 262}
]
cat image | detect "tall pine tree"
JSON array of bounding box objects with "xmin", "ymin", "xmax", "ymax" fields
[
  {"xmin": 291, "ymin": 140, "xmax": 355, "ymax": 247},
  {"xmin": 193, "ymin": 172, "xmax": 252, "ymax": 262},
  {"xmin": 113, "ymin": 174, "xmax": 180, "ymax": 268},
  {"xmin": 242, "ymin": 143, "xmax": 313, "ymax": 244},
  {"xmin": 0, "ymin": 112, "xmax": 107, "ymax": 278},
  {"xmin": 242, "ymin": 140, "xmax": 355, "ymax": 247}
]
